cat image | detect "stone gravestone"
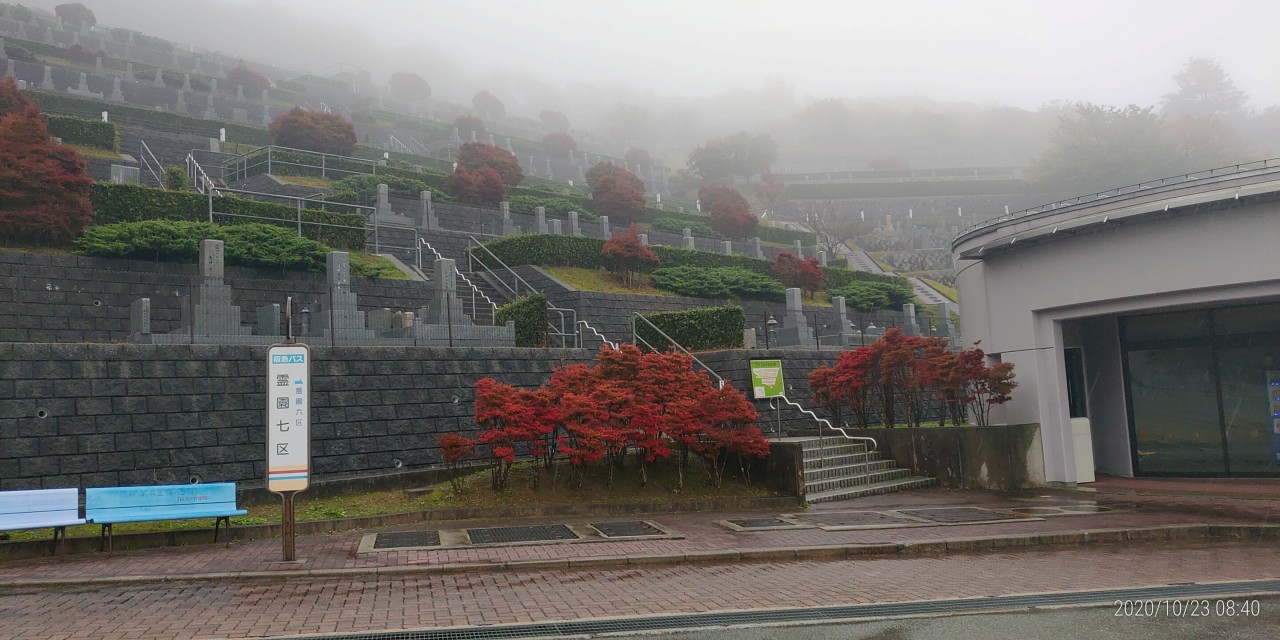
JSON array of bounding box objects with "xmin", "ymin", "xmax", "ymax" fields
[
  {"xmin": 488, "ymin": 133, "xmax": 495, "ymax": 146},
  {"xmin": 40, "ymin": 65, "xmax": 54, "ymax": 90},
  {"xmin": 125, "ymin": 62, "xmax": 135, "ymax": 83},
  {"xmin": 774, "ymin": 288, "xmax": 815, "ymax": 348},
  {"xmin": 256, "ymin": 303, "xmax": 281, "ymax": 337},
  {"xmin": 175, "ymin": 90, "xmax": 187, "ymax": 114},
  {"xmin": 182, "ymin": 73, "xmax": 192, "ymax": 91},
  {"xmin": 153, "ymin": 68, "xmax": 164, "ymax": 87},
  {"xmin": 236, "ymin": 84, "xmax": 245, "ymax": 102},
  {"xmin": 550, "ymin": 219, "xmax": 563, "ymax": 235},
  {"xmin": 751, "ymin": 237, "xmax": 764, "ymax": 259},
  {"xmin": 451, "ymin": 127, "xmax": 460, "ymax": 144},
  {"xmin": 232, "ymin": 107, "xmax": 249, "ymax": 123},
  {"xmin": 818, "ymin": 250, "xmax": 828, "ymax": 267},
  {"xmin": 901, "ymin": 303, "xmax": 919, "ymax": 336},
  {"xmin": 638, "ymin": 233, "xmax": 649, "ymax": 245},
  {"xmin": 94, "ymin": 56, "xmax": 104, "ymax": 76},
  {"xmin": 376, "ymin": 183, "xmax": 392, "ymax": 221},
  {"xmin": 535, "ymin": 206, "xmax": 548, "ymax": 234},
  {"xmin": 68, "ymin": 72, "xmax": 101, "ymax": 98},
  {"xmin": 568, "ymin": 211, "xmax": 581, "ymax": 236},
  {"xmin": 721, "ymin": 240, "xmax": 733, "ymax": 255},
  {"xmin": 792, "ymin": 240, "xmax": 803, "ymax": 259},
  {"xmin": 261, "ymin": 103, "xmax": 270, "ymax": 127},
  {"xmin": 499, "ymin": 201, "xmax": 514, "ymax": 236},
  {"xmin": 505, "ymin": 137, "xmax": 513, "ymax": 152},
  {"xmin": 683, "ymin": 228, "xmax": 695, "ymax": 250},
  {"xmin": 129, "ymin": 298, "xmax": 151, "ymax": 341},
  {"xmin": 314, "ymin": 251, "xmax": 375, "ymax": 341},
  {"xmin": 421, "ymin": 190, "xmax": 437, "ymax": 229},
  {"xmin": 470, "ymin": 130, "xmax": 478, "ymax": 143},
  {"xmin": 182, "ymin": 239, "xmax": 254, "ymax": 339},
  {"xmin": 0, "ymin": 39, "xmax": 6, "ymax": 61},
  {"xmin": 209, "ymin": 77, "xmax": 218, "ymax": 95},
  {"xmin": 109, "ymin": 76, "xmax": 123, "ymax": 101},
  {"xmin": 936, "ymin": 302, "xmax": 960, "ymax": 347},
  {"xmin": 599, "ymin": 216, "xmax": 610, "ymax": 240},
  {"xmin": 829, "ymin": 296, "xmax": 855, "ymax": 347},
  {"xmin": 419, "ymin": 258, "xmax": 471, "ymax": 326},
  {"xmin": 6, "ymin": 60, "xmax": 16, "ymax": 80}
]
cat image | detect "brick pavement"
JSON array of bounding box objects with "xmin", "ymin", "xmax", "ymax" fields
[
  {"xmin": 2, "ymin": 540, "xmax": 1278, "ymax": 639},
  {"xmin": 0, "ymin": 489, "xmax": 1262, "ymax": 584}
]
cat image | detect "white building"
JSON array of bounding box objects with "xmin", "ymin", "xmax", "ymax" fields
[{"xmin": 952, "ymin": 161, "xmax": 1280, "ymax": 484}]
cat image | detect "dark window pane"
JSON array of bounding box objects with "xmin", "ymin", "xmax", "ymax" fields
[
  {"xmin": 1217, "ymin": 343, "xmax": 1280, "ymax": 473},
  {"xmin": 1214, "ymin": 303, "xmax": 1280, "ymax": 336},
  {"xmin": 1128, "ymin": 346, "xmax": 1224, "ymax": 474},
  {"xmin": 1124, "ymin": 310, "xmax": 1211, "ymax": 342},
  {"xmin": 1065, "ymin": 348, "xmax": 1088, "ymax": 418}
]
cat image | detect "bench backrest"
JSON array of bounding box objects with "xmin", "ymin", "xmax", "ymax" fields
[
  {"xmin": 0, "ymin": 488, "xmax": 81, "ymax": 529},
  {"xmin": 85, "ymin": 483, "xmax": 240, "ymax": 520}
]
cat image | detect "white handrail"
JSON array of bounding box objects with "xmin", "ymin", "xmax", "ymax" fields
[
  {"xmin": 578, "ymin": 321, "xmax": 618, "ymax": 350},
  {"xmin": 139, "ymin": 140, "xmax": 165, "ymax": 191},
  {"xmin": 418, "ymin": 238, "xmax": 498, "ymax": 320},
  {"xmin": 630, "ymin": 313, "xmax": 724, "ymax": 388},
  {"xmin": 774, "ymin": 394, "xmax": 878, "ymax": 452}
]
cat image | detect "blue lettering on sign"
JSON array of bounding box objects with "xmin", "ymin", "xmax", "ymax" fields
[{"xmin": 272, "ymin": 354, "xmax": 306, "ymax": 364}]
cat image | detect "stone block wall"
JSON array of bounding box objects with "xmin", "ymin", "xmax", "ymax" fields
[
  {"xmin": 0, "ymin": 251, "xmax": 434, "ymax": 343},
  {"xmin": 0, "ymin": 343, "xmax": 595, "ymax": 490}
]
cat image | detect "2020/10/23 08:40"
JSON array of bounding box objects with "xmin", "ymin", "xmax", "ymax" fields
[{"xmin": 1114, "ymin": 599, "xmax": 1262, "ymax": 617}]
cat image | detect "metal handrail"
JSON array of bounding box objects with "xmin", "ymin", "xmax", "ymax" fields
[
  {"xmin": 630, "ymin": 313, "xmax": 724, "ymax": 388},
  {"xmin": 578, "ymin": 321, "xmax": 618, "ymax": 350},
  {"xmin": 221, "ymin": 144, "xmax": 382, "ymax": 183},
  {"xmin": 466, "ymin": 236, "xmax": 540, "ymax": 296},
  {"xmin": 185, "ymin": 153, "xmax": 219, "ymax": 196},
  {"xmin": 139, "ymin": 140, "xmax": 165, "ymax": 190},
  {"xmin": 770, "ymin": 395, "xmax": 878, "ymax": 452},
  {"xmin": 957, "ymin": 157, "xmax": 1280, "ymax": 239}
]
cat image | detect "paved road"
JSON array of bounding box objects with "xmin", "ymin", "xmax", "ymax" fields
[
  {"xmin": 598, "ymin": 597, "xmax": 1280, "ymax": 640},
  {"xmin": 2, "ymin": 541, "xmax": 1277, "ymax": 639}
]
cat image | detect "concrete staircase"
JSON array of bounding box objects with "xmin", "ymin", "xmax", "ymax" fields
[{"xmin": 796, "ymin": 437, "xmax": 936, "ymax": 503}]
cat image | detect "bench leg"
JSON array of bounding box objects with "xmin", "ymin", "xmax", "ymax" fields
[
  {"xmin": 98, "ymin": 523, "xmax": 113, "ymax": 556},
  {"xmin": 50, "ymin": 526, "xmax": 64, "ymax": 557}
]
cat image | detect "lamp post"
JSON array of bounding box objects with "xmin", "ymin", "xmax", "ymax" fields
[{"xmin": 765, "ymin": 315, "xmax": 778, "ymax": 350}]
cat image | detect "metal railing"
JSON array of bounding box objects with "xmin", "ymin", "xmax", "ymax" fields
[
  {"xmin": 418, "ymin": 238, "xmax": 497, "ymax": 326},
  {"xmin": 221, "ymin": 145, "xmax": 382, "ymax": 183},
  {"xmin": 769, "ymin": 395, "xmax": 878, "ymax": 452},
  {"xmin": 185, "ymin": 153, "xmax": 219, "ymax": 196},
  {"xmin": 630, "ymin": 313, "xmax": 724, "ymax": 389},
  {"xmin": 139, "ymin": 140, "xmax": 166, "ymax": 190},
  {"xmin": 466, "ymin": 237, "xmax": 595, "ymax": 348},
  {"xmin": 957, "ymin": 157, "xmax": 1280, "ymax": 239}
]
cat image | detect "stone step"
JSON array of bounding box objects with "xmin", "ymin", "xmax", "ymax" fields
[
  {"xmin": 805, "ymin": 468, "xmax": 914, "ymax": 495},
  {"xmin": 802, "ymin": 459, "xmax": 897, "ymax": 481},
  {"xmin": 806, "ymin": 476, "xmax": 938, "ymax": 504},
  {"xmin": 800, "ymin": 443, "xmax": 872, "ymax": 460},
  {"xmin": 800, "ymin": 451, "xmax": 883, "ymax": 469},
  {"xmin": 798, "ymin": 437, "xmax": 871, "ymax": 451}
]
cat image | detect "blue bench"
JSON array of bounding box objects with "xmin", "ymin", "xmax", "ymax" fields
[
  {"xmin": 0, "ymin": 488, "xmax": 87, "ymax": 556},
  {"xmin": 85, "ymin": 483, "xmax": 247, "ymax": 554}
]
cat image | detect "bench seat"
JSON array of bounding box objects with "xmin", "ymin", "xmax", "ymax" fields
[
  {"xmin": 86, "ymin": 483, "xmax": 246, "ymax": 553},
  {"xmin": 0, "ymin": 488, "xmax": 86, "ymax": 556}
]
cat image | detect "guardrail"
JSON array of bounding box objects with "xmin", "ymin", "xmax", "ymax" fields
[
  {"xmin": 956, "ymin": 158, "xmax": 1280, "ymax": 239},
  {"xmin": 139, "ymin": 140, "xmax": 165, "ymax": 190},
  {"xmin": 466, "ymin": 238, "xmax": 580, "ymax": 347},
  {"xmin": 222, "ymin": 144, "xmax": 382, "ymax": 183}
]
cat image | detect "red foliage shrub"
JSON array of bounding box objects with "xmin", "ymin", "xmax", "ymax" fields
[
  {"xmin": 602, "ymin": 224, "xmax": 660, "ymax": 287},
  {"xmin": 456, "ymin": 142, "xmax": 522, "ymax": 188},
  {"xmin": 0, "ymin": 79, "xmax": 93, "ymax": 244},
  {"xmin": 454, "ymin": 114, "xmax": 485, "ymax": 137},
  {"xmin": 447, "ymin": 166, "xmax": 506, "ymax": 206},
  {"xmin": 709, "ymin": 199, "xmax": 758, "ymax": 238},
  {"xmin": 225, "ymin": 62, "xmax": 269, "ymax": 95},
  {"xmin": 586, "ymin": 161, "xmax": 643, "ymax": 193},
  {"xmin": 590, "ymin": 165, "xmax": 646, "ymax": 226},
  {"xmin": 437, "ymin": 432, "xmax": 476, "ymax": 493},
  {"xmin": 268, "ymin": 106, "xmax": 357, "ymax": 156},
  {"xmin": 772, "ymin": 252, "xmax": 823, "ymax": 298},
  {"xmin": 697, "ymin": 183, "xmax": 748, "ymax": 214},
  {"xmin": 541, "ymin": 132, "xmax": 577, "ymax": 159}
]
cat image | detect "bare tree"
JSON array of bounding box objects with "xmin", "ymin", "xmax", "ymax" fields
[{"xmin": 801, "ymin": 206, "xmax": 864, "ymax": 256}]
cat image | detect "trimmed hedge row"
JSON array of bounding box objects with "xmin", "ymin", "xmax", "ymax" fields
[
  {"xmin": 638, "ymin": 207, "xmax": 817, "ymax": 246},
  {"xmin": 650, "ymin": 266, "xmax": 785, "ymax": 302},
  {"xmin": 74, "ymin": 221, "xmax": 331, "ymax": 272},
  {"xmin": 637, "ymin": 306, "xmax": 746, "ymax": 352},
  {"xmin": 651, "ymin": 217, "xmax": 721, "ymax": 239},
  {"xmin": 508, "ymin": 194, "xmax": 599, "ymax": 221},
  {"xmin": 90, "ymin": 183, "xmax": 367, "ymax": 250},
  {"xmin": 470, "ymin": 234, "xmax": 909, "ymax": 291},
  {"xmin": 46, "ymin": 115, "xmax": 120, "ymax": 151},
  {"xmin": 495, "ymin": 294, "xmax": 548, "ymax": 347},
  {"xmin": 23, "ymin": 90, "xmax": 272, "ymax": 144}
]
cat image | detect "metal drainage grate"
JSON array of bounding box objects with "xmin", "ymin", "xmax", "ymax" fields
[
  {"xmin": 729, "ymin": 517, "xmax": 796, "ymax": 529},
  {"xmin": 466, "ymin": 524, "xmax": 578, "ymax": 545},
  {"xmin": 900, "ymin": 507, "xmax": 1022, "ymax": 524},
  {"xmin": 804, "ymin": 511, "xmax": 921, "ymax": 527},
  {"xmin": 371, "ymin": 531, "xmax": 441, "ymax": 550},
  {"xmin": 266, "ymin": 579, "xmax": 1280, "ymax": 640},
  {"xmin": 591, "ymin": 521, "xmax": 664, "ymax": 538},
  {"xmin": 1006, "ymin": 506, "xmax": 1071, "ymax": 516}
]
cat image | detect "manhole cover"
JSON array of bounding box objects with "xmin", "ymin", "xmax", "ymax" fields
[
  {"xmin": 729, "ymin": 517, "xmax": 796, "ymax": 529},
  {"xmin": 467, "ymin": 524, "xmax": 579, "ymax": 544},
  {"xmin": 591, "ymin": 521, "xmax": 664, "ymax": 537},
  {"xmin": 804, "ymin": 512, "xmax": 921, "ymax": 527},
  {"xmin": 901, "ymin": 507, "xmax": 1018, "ymax": 524},
  {"xmin": 371, "ymin": 530, "xmax": 441, "ymax": 549}
]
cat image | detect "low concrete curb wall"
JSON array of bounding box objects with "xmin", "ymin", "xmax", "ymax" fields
[{"xmin": 842, "ymin": 424, "xmax": 1046, "ymax": 489}]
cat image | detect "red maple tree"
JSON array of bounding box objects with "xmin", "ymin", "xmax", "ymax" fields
[
  {"xmin": 602, "ymin": 225, "xmax": 660, "ymax": 287},
  {"xmin": 698, "ymin": 183, "xmax": 749, "ymax": 214},
  {"xmin": 0, "ymin": 79, "xmax": 93, "ymax": 244},
  {"xmin": 709, "ymin": 198, "xmax": 759, "ymax": 238},
  {"xmin": 541, "ymin": 132, "xmax": 577, "ymax": 160},
  {"xmin": 772, "ymin": 252, "xmax": 824, "ymax": 298},
  {"xmin": 592, "ymin": 172, "xmax": 646, "ymax": 226},
  {"xmin": 225, "ymin": 62, "xmax": 269, "ymax": 95},
  {"xmin": 456, "ymin": 142, "xmax": 522, "ymax": 188},
  {"xmin": 447, "ymin": 165, "xmax": 506, "ymax": 206},
  {"xmin": 586, "ymin": 161, "xmax": 644, "ymax": 193},
  {"xmin": 268, "ymin": 107, "xmax": 357, "ymax": 156}
]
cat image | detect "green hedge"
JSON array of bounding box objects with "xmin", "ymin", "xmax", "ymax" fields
[
  {"xmin": 637, "ymin": 306, "xmax": 745, "ymax": 352},
  {"xmin": 471, "ymin": 234, "xmax": 908, "ymax": 292},
  {"xmin": 829, "ymin": 280, "xmax": 916, "ymax": 311},
  {"xmin": 638, "ymin": 207, "xmax": 817, "ymax": 246},
  {"xmin": 650, "ymin": 266, "xmax": 785, "ymax": 302},
  {"xmin": 784, "ymin": 179, "xmax": 1029, "ymax": 199},
  {"xmin": 74, "ymin": 221, "xmax": 330, "ymax": 272},
  {"xmin": 508, "ymin": 194, "xmax": 599, "ymax": 221},
  {"xmin": 495, "ymin": 294, "xmax": 548, "ymax": 347},
  {"xmin": 90, "ymin": 183, "xmax": 367, "ymax": 250},
  {"xmin": 651, "ymin": 217, "xmax": 721, "ymax": 239},
  {"xmin": 24, "ymin": 90, "xmax": 272, "ymax": 144},
  {"xmin": 756, "ymin": 224, "xmax": 817, "ymax": 246},
  {"xmin": 331, "ymin": 174, "xmax": 453, "ymax": 202},
  {"xmin": 45, "ymin": 115, "xmax": 119, "ymax": 151}
]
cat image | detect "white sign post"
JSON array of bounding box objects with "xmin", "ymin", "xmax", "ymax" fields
[{"xmin": 266, "ymin": 310, "xmax": 309, "ymax": 561}]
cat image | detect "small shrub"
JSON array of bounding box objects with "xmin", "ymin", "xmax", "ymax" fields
[
  {"xmin": 437, "ymin": 432, "xmax": 476, "ymax": 494},
  {"xmin": 602, "ymin": 225, "xmax": 659, "ymax": 288},
  {"xmin": 773, "ymin": 252, "xmax": 823, "ymax": 298},
  {"xmin": 592, "ymin": 172, "xmax": 646, "ymax": 226},
  {"xmin": 637, "ymin": 306, "xmax": 746, "ymax": 352},
  {"xmin": 163, "ymin": 164, "xmax": 188, "ymax": 191},
  {"xmin": 456, "ymin": 142, "xmax": 522, "ymax": 187},
  {"xmin": 495, "ymin": 294, "xmax": 547, "ymax": 347},
  {"xmin": 650, "ymin": 266, "xmax": 784, "ymax": 302},
  {"xmin": 269, "ymin": 107, "xmax": 357, "ymax": 156},
  {"xmin": 447, "ymin": 166, "xmax": 506, "ymax": 206},
  {"xmin": 651, "ymin": 217, "xmax": 721, "ymax": 239},
  {"xmin": 830, "ymin": 280, "xmax": 914, "ymax": 311},
  {"xmin": 44, "ymin": 114, "xmax": 119, "ymax": 151},
  {"xmin": 74, "ymin": 220, "xmax": 331, "ymax": 271}
]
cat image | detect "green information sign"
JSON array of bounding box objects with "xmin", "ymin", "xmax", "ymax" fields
[{"xmin": 750, "ymin": 360, "xmax": 785, "ymax": 399}]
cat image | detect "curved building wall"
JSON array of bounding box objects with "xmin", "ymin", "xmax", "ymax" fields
[{"xmin": 953, "ymin": 172, "xmax": 1280, "ymax": 484}]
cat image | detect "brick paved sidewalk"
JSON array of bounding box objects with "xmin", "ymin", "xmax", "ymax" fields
[
  {"xmin": 0, "ymin": 488, "xmax": 1272, "ymax": 585},
  {"xmin": 2, "ymin": 540, "xmax": 1278, "ymax": 639}
]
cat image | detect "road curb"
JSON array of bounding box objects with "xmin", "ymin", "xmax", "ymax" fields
[{"xmin": 5, "ymin": 523, "xmax": 1277, "ymax": 589}]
